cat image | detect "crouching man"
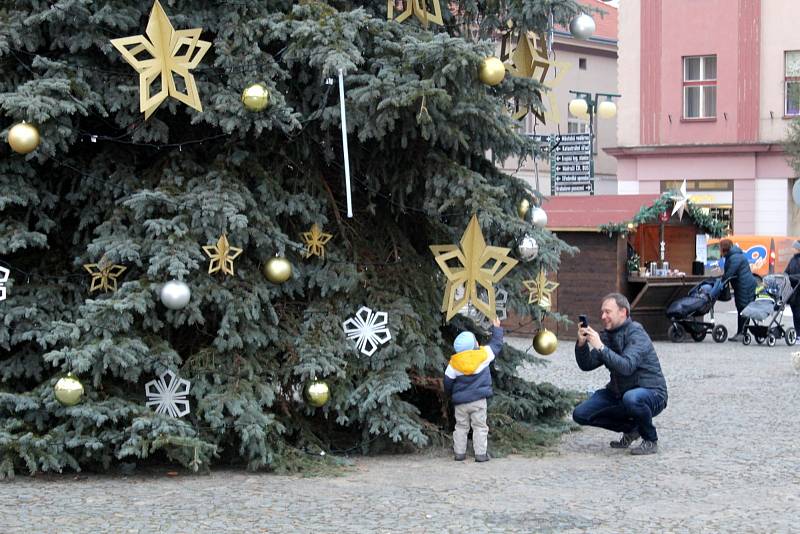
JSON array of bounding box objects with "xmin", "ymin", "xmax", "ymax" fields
[{"xmin": 573, "ymin": 293, "xmax": 668, "ymax": 455}]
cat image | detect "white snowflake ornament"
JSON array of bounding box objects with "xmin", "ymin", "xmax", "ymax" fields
[
  {"xmin": 0, "ymin": 265, "xmax": 9, "ymax": 302},
  {"xmin": 342, "ymin": 306, "xmax": 391, "ymax": 356},
  {"xmin": 145, "ymin": 370, "xmax": 191, "ymax": 418}
]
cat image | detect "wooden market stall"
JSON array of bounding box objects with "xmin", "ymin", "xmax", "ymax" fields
[{"xmin": 507, "ymin": 193, "xmax": 725, "ymax": 340}]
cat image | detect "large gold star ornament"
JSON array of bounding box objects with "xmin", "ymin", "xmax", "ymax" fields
[
  {"xmin": 387, "ymin": 0, "xmax": 443, "ymax": 26},
  {"xmin": 301, "ymin": 224, "xmax": 333, "ymax": 259},
  {"xmin": 430, "ymin": 215, "xmax": 518, "ymax": 322},
  {"xmin": 522, "ymin": 270, "xmax": 559, "ymax": 310},
  {"xmin": 110, "ymin": 0, "xmax": 211, "ymax": 119},
  {"xmin": 83, "ymin": 258, "xmax": 127, "ymax": 293},
  {"xmin": 203, "ymin": 234, "xmax": 243, "ymax": 276}
]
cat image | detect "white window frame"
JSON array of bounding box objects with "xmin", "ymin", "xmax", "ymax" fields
[
  {"xmin": 683, "ymin": 55, "xmax": 717, "ymax": 119},
  {"xmin": 785, "ymin": 51, "xmax": 800, "ymax": 116}
]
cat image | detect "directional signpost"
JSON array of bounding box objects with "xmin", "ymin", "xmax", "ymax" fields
[{"xmin": 531, "ymin": 133, "xmax": 594, "ymax": 196}]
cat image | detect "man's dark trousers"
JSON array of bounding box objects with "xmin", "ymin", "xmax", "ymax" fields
[{"xmin": 573, "ymin": 387, "xmax": 667, "ymax": 441}]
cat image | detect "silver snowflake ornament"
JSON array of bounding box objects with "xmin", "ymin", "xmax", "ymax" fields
[
  {"xmin": 145, "ymin": 370, "xmax": 191, "ymax": 418},
  {"xmin": 342, "ymin": 306, "xmax": 391, "ymax": 356},
  {"xmin": 0, "ymin": 266, "xmax": 8, "ymax": 302},
  {"xmin": 459, "ymin": 286, "xmax": 508, "ymax": 331}
]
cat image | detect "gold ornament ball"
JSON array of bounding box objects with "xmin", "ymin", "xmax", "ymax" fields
[
  {"xmin": 263, "ymin": 256, "xmax": 293, "ymax": 284},
  {"xmin": 517, "ymin": 198, "xmax": 531, "ymax": 220},
  {"xmin": 7, "ymin": 122, "xmax": 40, "ymax": 154},
  {"xmin": 241, "ymin": 83, "xmax": 270, "ymax": 112},
  {"xmin": 54, "ymin": 373, "xmax": 84, "ymax": 406},
  {"xmin": 479, "ymin": 57, "xmax": 506, "ymax": 86},
  {"xmin": 533, "ymin": 329, "xmax": 558, "ymax": 356},
  {"xmin": 305, "ymin": 380, "xmax": 330, "ymax": 407}
]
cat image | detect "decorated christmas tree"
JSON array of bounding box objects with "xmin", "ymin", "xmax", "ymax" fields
[{"xmin": 0, "ymin": 0, "xmax": 583, "ymax": 476}]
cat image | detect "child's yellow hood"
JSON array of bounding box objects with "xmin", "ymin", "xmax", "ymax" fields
[{"xmin": 449, "ymin": 348, "xmax": 488, "ymax": 375}]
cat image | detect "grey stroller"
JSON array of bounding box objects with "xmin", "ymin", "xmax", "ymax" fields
[{"xmin": 740, "ymin": 274, "xmax": 798, "ymax": 346}]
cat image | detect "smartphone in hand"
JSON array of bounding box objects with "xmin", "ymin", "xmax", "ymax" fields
[{"xmin": 578, "ymin": 314, "xmax": 588, "ymax": 328}]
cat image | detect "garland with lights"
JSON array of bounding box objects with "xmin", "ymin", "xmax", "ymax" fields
[{"xmin": 599, "ymin": 193, "xmax": 726, "ymax": 238}]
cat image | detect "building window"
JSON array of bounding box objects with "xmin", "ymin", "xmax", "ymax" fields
[
  {"xmin": 683, "ymin": 55, "xmax": 717, "ymax": 119},
  {"xmin": 786, "ymin": 51, "xmax": 800, "ymax": 116},
  {"xmin": 579, "ymin": 57, "xmax": 587, "ymax": 70},
  {"xmin": 567, "ymin": 121, "xmax": 588, "ymax": 134}
]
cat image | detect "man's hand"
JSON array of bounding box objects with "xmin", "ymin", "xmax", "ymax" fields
[
  {"xmin": 577, "ymin": 325, "xmax": 588, "ymax": 347},
  {"xmin": 583, "ymin": 326, "xmax": 604, "ymax": 351},
  {"xmin": 492, "ymin": 317, "xmax": 501, "ymax": 328}
]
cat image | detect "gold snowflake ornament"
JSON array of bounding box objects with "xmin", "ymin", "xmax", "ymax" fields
[
  {"xmin": 301, "ymin": 224, "xmax": 333, "ymax": 259},
  {"xmin": 203, "ymin": 234, "xmax": 243, "ymax": 276},
  {"xmin": 430, "ymin": 215, "xmax": 518, "ymax": 322},
  {"xmin": 110, "ymin": 0, "xmax": 211, "ymax": 119},
  {"xmin": 83, "ymin": 258, "xmax": 127, "ymax": 293},
  {"xmin": 523, "ymin": 270, "xmax": 559, "ymax": 310}
]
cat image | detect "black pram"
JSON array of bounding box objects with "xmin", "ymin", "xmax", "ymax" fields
[{"xmin": 666, "ymin": 278, "xmax": 729, "ymax": 343}]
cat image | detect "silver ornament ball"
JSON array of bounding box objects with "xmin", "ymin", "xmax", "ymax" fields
[
  {"xmin": 518, "ymin": 235, "xmax": 540, "ymax": 262},
  {"xmin": 160, "ymin": 280, "xmax": 191, "ymax": 310},
  {"xmin": 531, "ymin": 207, "xmax": 548, "ymax": 229},
  {"xmin": 569, "ymin": 13, "xmax": 596, "ymax": 40}
]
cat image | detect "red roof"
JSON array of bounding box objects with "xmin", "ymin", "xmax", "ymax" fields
[{"xmin": 544, "ymin": 194, "xmax": 660, "ymax": 230}]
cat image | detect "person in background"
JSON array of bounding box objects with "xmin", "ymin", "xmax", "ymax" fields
[
  {"xmin": 784, "ymin": 240, "xmax": 800, "ymax": 344},
  {"xmin": 720, "ymin": 238, "xmax": 757, "ymax": 342}
]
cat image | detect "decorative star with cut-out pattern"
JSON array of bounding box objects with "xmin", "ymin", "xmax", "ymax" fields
[
  {"xmin": 522, "ymin": 270, "xmax": 559, "ymax": 310},
  {"xmin": 202, "ymin": 233, "xmax": 243, "ymax": 276},
  {"xmin": 430, "ymin": 215, "xmax": 518, "ymax": 322},
  {"xmin": 301, "ymin": 224, "xmax": 333, "ymax": 259},
  {"xmin": 110, "ymin": 0, "xmax": 211, "ymax": 119},
  {"xmin": 83, "ymin": 258, "xmax": 127, "ymax": 293},
  {"xmin": 671, "ymin": 179, "xmax": 690, "ymax": 221}
]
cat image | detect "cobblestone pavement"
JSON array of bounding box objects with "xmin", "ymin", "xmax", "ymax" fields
[{"xmin": 2, "ymin": 306, "xmax": 800, "ymax": 533}]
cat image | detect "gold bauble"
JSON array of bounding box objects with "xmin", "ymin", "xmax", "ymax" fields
[
  {"xmin": 54, "ymin": 373, "xmax": 84, "ymax": 406},
  {"xmin": 7, "ymin": 122, "xmax": 40, "ymax": 154},
  {"xmin": 305, "ymin": 380, "xmax": 330, "ymax": 408},
  {"xmin": 241, "ymin": 83, "xmax": 270, "ymax": 112},
  {"xmin": 533, "ymin": 329, "xmax": 558, "ymax": 356},
  {"xmin": 263, "ymin": 256, "xmax": 292, "ymax": 284},
  {"xmin": 479, "ymin": 57, "xmax": 506, "ymax": 86},
  {"xmin": 517, "ymin": 198, "xmax": 531, "ymax": 220}
]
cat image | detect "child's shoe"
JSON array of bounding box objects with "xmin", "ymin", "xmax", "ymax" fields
[
  {"xmin": 474, "ymin": 454, "xmax": 490, "ymax": 462},
  {"xmin": 454, "ymin": 453, "xmax": 466, "ymax": 461}
]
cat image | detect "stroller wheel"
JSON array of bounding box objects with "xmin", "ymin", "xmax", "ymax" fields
[
  {"xmin": 767, "ymin": 334, "xmax": 776, "ymax": 347},
  {"xmin": 755, "ymin": 336, "xmax": 765, "ymax": 345},
  {"xmin": 712, "ymin": 324, "xmax": 728, "ymax": 343},
  {"xmin": 668, "ymin": 324, "xmax": 686, "ymax": 343},
  {"xmin": 743, "ymin": 333, "xmax": 752, "ymax": 345},
  {"xmin": 786, "ymin": 327, "xmax": 797, "ymax": 346},
  {"xmin": 690, "ymin": 330, "xmax": 707, "ymax": 342}
]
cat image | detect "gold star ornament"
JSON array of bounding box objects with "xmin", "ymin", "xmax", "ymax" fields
[
  {"xmin": 110, "ymin": 0, "xmax": 211, "ymax": 119},
  {"xmin": 430, "ymin": 215, "xmax": 519, "ymax": 322},
  {"xmin": 387, "ymin": 0, "xmax": 443, "ymax": 26},
  {"xmin": 83, "ymin": 258, "xmax": 127, "ymax": 293},
  {"xmin": 522, "ymin": 270, "xmax": 560, "ymax": 310},
  {"xmin": 301, "ymin": 224, "xmax": 333, "ymax": 259},
  {"xmin": 203, "ymin": 234, "xmax": 243, "ymax": 276}
]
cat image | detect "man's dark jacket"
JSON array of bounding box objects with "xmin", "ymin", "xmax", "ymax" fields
[
  {"xmin": 784, "ymin": 253, "xmax": 800, "ymax": 306},
  {"xmin": 723, "ymin": 245, "xmax": 756, "ymax": 310},
  {"xmin": 575, "ymin": 319, "xmax": 668, "ymax": 399}
]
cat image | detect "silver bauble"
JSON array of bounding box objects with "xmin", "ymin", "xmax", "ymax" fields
[
  {"xmin": 569, "ymin": 13, "xmax": 596, "ymax": 40},
  {"xmin": 531, "ymin": 207, "xmax": 548, "ymax": 229},
  {"xmin": 54, "ymin": 373, "xmax": 84, "ymax": 406},
  {"xmin": 518, "ymin": 235, "xmax": 539, "ymax": 262},
  {"xmin": 160, "ymin": 280, "xmax": 191, "ymax": 310}
]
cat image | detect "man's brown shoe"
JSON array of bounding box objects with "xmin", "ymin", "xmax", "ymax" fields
[{"xmin": 610, "ymin": 430, "xmax": 640, "ymax": 449}]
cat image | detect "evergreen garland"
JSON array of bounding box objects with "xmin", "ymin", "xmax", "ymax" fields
[{"xmin": 599, "ymin": 193, "xmax": 726, "ymax": 238}]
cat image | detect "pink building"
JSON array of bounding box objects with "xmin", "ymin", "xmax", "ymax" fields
[{"xmin": 609, "ymin": 0, "xmax": 800, "ymax": 235}]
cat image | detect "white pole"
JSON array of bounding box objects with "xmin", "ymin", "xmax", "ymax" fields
[{"xmin": 338, "ymin": 68, "xmax": 353, "ymax": 218}]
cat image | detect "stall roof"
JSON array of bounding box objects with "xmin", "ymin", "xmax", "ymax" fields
[{"xmin": 544, "ymin": 194, "xmax": 661, "ymax": 231}]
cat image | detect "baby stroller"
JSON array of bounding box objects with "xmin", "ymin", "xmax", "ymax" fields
[
  {"xmin": 740, "ymin": 273, "xmax": 798, "ymax": 346},
  {"xmin": 666, "ymin": 278, "xmax": 729, "ymax": 343}
]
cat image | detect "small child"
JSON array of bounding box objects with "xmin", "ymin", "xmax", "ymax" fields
[{"xmin": 444, "ymin": 318, "xmax": 504, "ymax": 462}]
